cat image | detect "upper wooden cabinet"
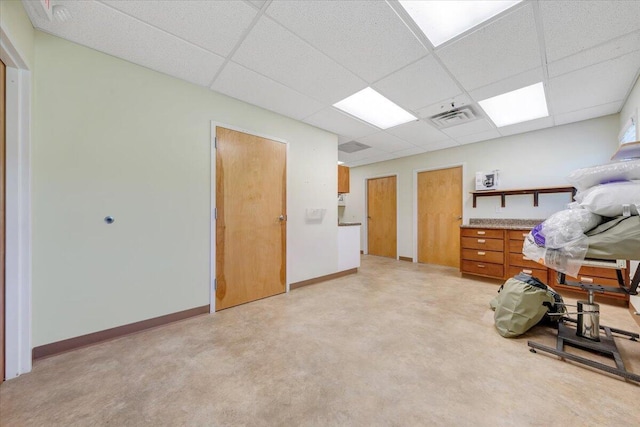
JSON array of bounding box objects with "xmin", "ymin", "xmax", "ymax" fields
[{"xmin": 338, "ymin": 165, "xmax": 350, "ymax": 194}]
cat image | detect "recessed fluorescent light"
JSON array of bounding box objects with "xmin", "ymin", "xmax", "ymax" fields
[
  {"xmin": 399, "ymin": 0, "xmax": 521, "ymax": 47},
  {"xmin": 478, "ymin": 82, "xmax": 549, "ymax": 127},
  {"xmin": 333, "ymin": 87, "xmax": 416, "ymax": 129},
  {"xmin": 337, "ymin": 161, "xmax": 345, "ymax": 165}
]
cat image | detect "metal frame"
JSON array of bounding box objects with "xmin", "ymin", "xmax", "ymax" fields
[{"xmin": 527, "ymin": 262, "xmax": 640, "ymax": 384}]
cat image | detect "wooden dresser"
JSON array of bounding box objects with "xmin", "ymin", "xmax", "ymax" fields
[{"xmin": 460, "ymin": 221, "xmax": 629, "ymax": 304}]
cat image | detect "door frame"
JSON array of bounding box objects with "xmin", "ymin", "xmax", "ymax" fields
[
  {"xmin": 412, "ymin": 163, "xmax": 466, "ymax": 263},
  {"xmin": 209, "ymin": 122, "xmax": 289, "ymax": 313},
  {"xmin": 363, "ymin": 173, "xmax": 399, "ymax": 259},
  {"xmin": 1, "ymin": 26, "xmax": 32, "ymax": 379}
]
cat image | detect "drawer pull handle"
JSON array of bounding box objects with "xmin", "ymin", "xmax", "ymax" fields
[
  {"xmin": 477, "ymin": 264, "xmax": 486, "ymax": 268},
  {"xmin": 522, "ymin": 256, "xmax": 530, "ymax": 261},
  {"xmin": 477, "ymin": 251, "xmax": 486, "ymax": 256},
  {"xmin": 580, "ymin": 277, "xmax": 594, "ymax": 284},
  {"xmin": 522, "ymin": 233, "xmax": 528, "ymax": 237},
  {"xmin": 477, "ymin": 239, "xmax": 486, "ymax": 243},
  {"xmin": 477, "ymin": 231, "xmax": 486, "ymax": 235},
  {"xmin": 523, "ymin": 269, "xmax": 533, "ymax": 274}
]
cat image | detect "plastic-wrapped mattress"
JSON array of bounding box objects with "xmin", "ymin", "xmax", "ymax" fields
[{"xmin": 585, "ymin": 215, "xmax": 640, "ymax": 260}]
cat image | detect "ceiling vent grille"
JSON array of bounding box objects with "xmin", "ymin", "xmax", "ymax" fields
[
  {"xmin": 338, "ymin": 141, "xmax": 371, "ymax": 153},
  {"xmin": 430, "ymin": 106, "xmax": 478, "ymax": 129}
]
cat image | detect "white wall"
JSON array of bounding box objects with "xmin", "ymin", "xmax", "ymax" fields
[
  {"xmin": 32, "ymin": 32, "xmax": 339, "ymax": 347},
  {"xmin": 343, "ymin": 115, "xmax": 619, "ymax": 258}
]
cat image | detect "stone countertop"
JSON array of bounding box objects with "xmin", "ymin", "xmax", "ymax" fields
[
  {"xmin": 339, "ymin": 222, "xmax": 362, "ymax": 226},
  {"xmin": 460, "ymin": 218, "xmax": 544, "ymax": 230}
]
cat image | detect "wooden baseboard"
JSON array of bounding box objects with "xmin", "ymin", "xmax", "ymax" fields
[
  {"xmin": 32, "ymin": 305, "xmax": 210, "ymax": 360},
  {"xmin": 399, "ymin": 256, "xmax": 413, "ymax": 262},
  {"xmin": 290, "ymin": 268, "xmax": 357, "ymax": 290}
]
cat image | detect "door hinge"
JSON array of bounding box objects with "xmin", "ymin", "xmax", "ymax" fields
[
  {"xmin": 214, "ymin": 279, "xmax": 217, "ymax": 291},
  {"xmin": 214, "ymin": 208, "xmax": 217, "ymax": 220},
  {"xmin": 214, "ymin": 137, "xmax": 217, "ymax": 149}
]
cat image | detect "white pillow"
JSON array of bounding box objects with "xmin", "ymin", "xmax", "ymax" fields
[
  {"xmin": 567, "ymin": 159, "xmax": 640, "ymax": 191},
  {"xmin": 575, "ymin": 181, "xmax": 640, "ymax": 216}
]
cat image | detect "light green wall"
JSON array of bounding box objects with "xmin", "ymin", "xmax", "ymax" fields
[
  {"xmin": 345, "ymin": 115, "xmax": 619, "ymax": 258},
  {"xmin": 32, "ymin": 31, "xmax": 339, "ymax": 346},
  {"xmin": 0, "ymin": 0, "xmax": 34, "ymax": 68},
  {"xmin": 620, "ymin": 74, "xmax": 639, "ymax": 139}
]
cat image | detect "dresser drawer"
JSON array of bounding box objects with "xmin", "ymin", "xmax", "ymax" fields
[
  {"xmin": 508, "ymin": 252, "xmax": 544, "ymax": 270},
  {"xmin": 507, "ymin": 266, "xmax": 547, "ymax": 280},
  {"xmin": 508, "ymin": 230, "xmax": 532, "ymax": 241},
  {"xmin": 508, "ymin": 239, "xmax": 527, "ymax": 254},
  {"xmin": 461, "ymin": 228, "xmax": 504, "ymax": 239},
  {"xmin": 572, "ymin": 266, "xmax": 621, "ymax": 281},
  {"xmin": 461, "ymin": 237, "xmax": 504, "ymax": 251},
  {"xmin": 462, "ymin": 260, "xmax": 504, "ymax": 278},
  {"xmin": 555, "ymin": 273, "xmax": 622, "ymax": 288},
  {"xmin": 462, "ymin": 249, "xmax": 504, "ymax": 264}
]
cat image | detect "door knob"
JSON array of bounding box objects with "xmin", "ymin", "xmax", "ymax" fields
[
  {"xmin": 278, "ymin": 215, "xmax": 286, "ymax": 221},
  {"xmin": 456, "ymin": 216, "xmax": 462, "ymax": 220}
]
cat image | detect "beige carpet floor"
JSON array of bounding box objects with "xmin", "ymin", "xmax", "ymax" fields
[{"xmin": 2, "ymin": 255, "xmax": 640, "ymax": 426}]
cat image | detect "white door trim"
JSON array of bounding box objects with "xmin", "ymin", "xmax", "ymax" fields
[
  {"xmin": 363, "ymin": 173, "xmax": 399, "ymax": 259},
  {"xmin": 412, "ymin": 163, "xmax": 466, "ymax": 264},
  {"xmin": 209, "ymin": 122, "xmax": 289, "ymax": 313},
  {"xmin": 1, "ymin": 26, "xmax": 32, "ymax": 379}
]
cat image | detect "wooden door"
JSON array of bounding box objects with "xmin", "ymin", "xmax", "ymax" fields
[
  {"xmin": 215, "ymin": 127, "xmax": 286, "ymax": 311},
  {"xmin": 367, "ymin": 176, "xmax": 397, "ymax": 258},
  {"xmin": 417, "ymin": 166, "xmax": 462, "ymax": 268},
  {"xmin": 1, "ymin": 59, "xmax": 5, "ymax": 382}
]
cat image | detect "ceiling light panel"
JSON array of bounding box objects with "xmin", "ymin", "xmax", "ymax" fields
[
  {"xmin": 399, "ymin": 0, "xmax": 522, "ymax": 47},
  {"xmin": 333, "ymin": 88, "xmax": 417, "ymax": 129},
  {"xmin": 478, "ymin": 82, "xmax": 549, "ymax": 127}
]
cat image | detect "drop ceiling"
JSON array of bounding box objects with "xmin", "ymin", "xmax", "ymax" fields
[{"xmin": 22, "ymin": 0, "xmax": 640, "ymax": 167}]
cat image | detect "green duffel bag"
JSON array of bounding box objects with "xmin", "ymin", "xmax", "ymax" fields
[{"xmin": 490, "ymin": 273, "xmax": 564, "ymax": 338}]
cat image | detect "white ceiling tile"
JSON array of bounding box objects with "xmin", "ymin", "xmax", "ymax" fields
[
  {"xmin": 385, "ymin": 120, "xmax": 451, "ymax": 147},
  {"xmin": 211, "ymin": 62, "xmax": 324, "ymax": 121},
  {"xmin": 455, "ymin": 129, "xmax": 501, "ymax": 146},
  {"xmin": 442, "ymin": 119, "xmax": 495, "ymax": 138},
  {"xmin": 265, "ymin": 0, "xmax": 427, "ymax": 83},
  {"xmin": 338, "ymin": 146, "xmax": 386, "ymax": 163},
  {"xmin": 416, "ymin": 95, "xmax": 473, "ymax": 119},
  {"xmin": 232, "ymin": 16, "xmax": 366, "ymax": 104},
  {"xmin": 469, "ymin": 68, "xmax": 544, "ymax": 103},
  {"xmin": 548, "ymin": 31, "xmax": 640, "ymax": 78},
  {"xmin": 356, "ymin": 132, "xmax": 416, "ymax": 153},
  {"xmin": 101, "ymin": 0, "xmax": 258, "ymax": 57},
  {"xmin": 29, "ymin": 1, "xmax": 224, "ymax": 87},
  {"xmin": 554, "ymin": 101, "xmax": 623, "ymax": 126},
  {"xmin": 347, "ymin": 152, "xmax": 400, "ymax": 167},
  {"xmin": 498, "ymin": 116, "xmax": 555, "ymax": 137},
  {"xmin": 540, "ymin": 0, "xmax": 640, "ymax": 62},
  {"xmin": 390, "ymin": 146, "xmax": 429, "ymax": 158},
  {"xmin": 304, "ymin": 108, "xmax": 378, "ymax": 140},
  {"xmin": 437, "ymin": 4, "xmax": 540, "ymax": 90},
  {"xmin": 373, "ymin": 56, "xmax": 461, "ymax": 111},
  {"xmin": 248, "ymin": 0, "xmax": 266, "ymax": 8},
  {"xmin": 548, "ymin": 50, "xmax": 640, "ymax": 114}
]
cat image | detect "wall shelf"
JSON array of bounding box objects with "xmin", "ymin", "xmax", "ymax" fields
[{"xmin": 471, "ymin": 186, "xmax": 576, "ymax": 208}]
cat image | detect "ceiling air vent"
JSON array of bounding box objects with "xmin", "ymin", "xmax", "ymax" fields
[
  {"xmin": 430, "ymin": 106, "xmax": 478, "ymax": 129},
  {"xmin": 338, "ymin": 141, "xmax": 371, "ymax": 153}
]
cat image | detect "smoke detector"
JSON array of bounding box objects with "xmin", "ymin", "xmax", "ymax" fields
[
  {"xmin": 430, "ymin": 106, "xmax": 478, "ymax": 129},
  {"xmin": 338, "ymin": 141, "xmax": 371, "ymax": 153}
]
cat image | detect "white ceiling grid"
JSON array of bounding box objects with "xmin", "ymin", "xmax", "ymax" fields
[{"xmin": 22, "ymin": 0, "xmax": 640, "ymax": 167}]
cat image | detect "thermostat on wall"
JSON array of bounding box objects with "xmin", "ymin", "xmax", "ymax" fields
[{"xmin": 475, "ymin": 170, "xmax": 499, "ymax": 191}]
